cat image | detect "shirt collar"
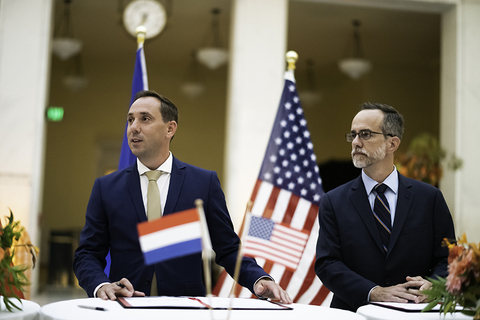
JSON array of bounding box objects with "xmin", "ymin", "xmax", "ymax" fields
[
  {"xmin": 362, "ymin": 166, "xmax": 399, "ymax": 195},
  {"xmin": 137, "ymin": 152, "xmax": 173, "ymax": 176}
]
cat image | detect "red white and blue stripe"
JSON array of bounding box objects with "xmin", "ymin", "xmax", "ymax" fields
[
  {"xmin": 137, "ymin": 208, "xmax": 202, "ymax": 265},
  {"xmin": 244, "ymin": 216, "xmax": 309, "ymax": 271},
  {"xmin": 214, "ymin": 70, "xmax": 330, "ymax": 305}
]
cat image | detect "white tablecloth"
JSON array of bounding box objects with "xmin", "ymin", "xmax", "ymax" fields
[
  {"xmin": 40, "ymin": 297, "xmax": 366, "ymax": 320},
  {"xmin": 0, "ymin": 299, "xmax": 40, "ymax": 320},
  {"xmin": 357, "ymin": 304, "xmax": 473, "ymax": 320}
]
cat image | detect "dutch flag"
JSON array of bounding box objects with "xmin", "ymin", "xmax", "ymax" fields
[{"xmin": 137, "ymin": 208, "xmax": 203, "ymax": 265}]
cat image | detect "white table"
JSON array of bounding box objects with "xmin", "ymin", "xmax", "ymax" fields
[
  {"xmin": 0, "ymin": 299, "xmax": 40, "ymax": 320},
  {"xmin": 40, "ymin": 297, "xmax": 366, "ymax": 320},
  {"xmin": 357, "ymin": 304, "xmax": 473, "ymax": 320}
]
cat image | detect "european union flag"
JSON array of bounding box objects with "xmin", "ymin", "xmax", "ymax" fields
[
  {"xmin": 105, "ymin": 41, "xmax": 149, "ymax": 276},
  {"xmin": 118, "ymin": 43, "xmax": 149, "ymax": 170}
]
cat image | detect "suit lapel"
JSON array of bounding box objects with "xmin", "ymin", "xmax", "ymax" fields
[
  {"xmin": 163, "ymin": 156, "xmax": 186, "ymax": 216},
  {"xmin": 387, "ymin": 174, "xmax": 414, "ymax": 256},
  {"xmin": 126, "ymin": 164, "xmax": 148, "ymax": 222},
  {"xmin": 349, "ymin": 176, "xmax": 385, "ymax": 253}
]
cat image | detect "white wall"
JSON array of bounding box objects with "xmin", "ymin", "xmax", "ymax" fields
[{"xmin": 0, "ymin": 0, "xmax": 53, "ymax": 294}]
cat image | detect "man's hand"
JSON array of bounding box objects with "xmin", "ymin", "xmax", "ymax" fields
[
  {"xmin": 370, "ymin": 276, "xmax": 432, "ymax": 304},
  {"xmin": 405, "ymin": 276, "xmax": 432, "ymax": 303},
  {"xmin": 97, "ymin": 278, "xmax": 145, "ymax": 301},
  {"xmin": 253, "ymin": 279, "xmax": 292, "ymax": 304}
]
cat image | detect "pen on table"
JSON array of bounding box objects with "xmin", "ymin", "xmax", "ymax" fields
[{"xmin": 78, "ymin": 305, "xmax": 108, "ymax": 311}]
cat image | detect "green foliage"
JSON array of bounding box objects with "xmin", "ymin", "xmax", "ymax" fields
[
  {"xmin": 422, "ymin": 277, "xmax": 457, "ymax": 315},
  {"xmin": 0, "ymin": 212, "xmax": 22, "ymax": 249},
  {"xmin": 422, "ymin": 276, "xmax": 480, "ymax": 318},
  {"xmin": 0, "ymin": 211, "xmax": 31, "ymax": 312}
]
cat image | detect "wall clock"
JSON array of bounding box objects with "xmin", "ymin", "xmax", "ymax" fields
[{"xmin": 123, "ymin": 0, "xmax": 167, "ymax": 39}]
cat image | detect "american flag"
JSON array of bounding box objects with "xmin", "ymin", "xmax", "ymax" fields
[
  {"xmin": 244, "ymin": 216, "xmax": 308, "ymax": 272},
  {"xmin": 213, "ymin": 70, "xmax": 330, "ymax": 305}
]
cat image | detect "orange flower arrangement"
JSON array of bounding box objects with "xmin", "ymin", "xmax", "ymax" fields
[{"xmin": 423, "ymin": 234, "xmax": 480, "ymax": 319}]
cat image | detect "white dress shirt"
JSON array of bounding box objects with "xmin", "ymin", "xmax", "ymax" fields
[{"xmin": 137, "ymin": 152, "xmax": 172, "ymax": 218}]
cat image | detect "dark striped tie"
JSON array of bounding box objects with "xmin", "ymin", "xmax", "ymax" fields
[{"xmin": 373, "ymin": 183, "xmax": 391, "ymax": 253}]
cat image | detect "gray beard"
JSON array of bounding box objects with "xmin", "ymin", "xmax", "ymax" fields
[{"xmin": 351, "ymin": 143, "xmax": 387, "ymax": 168}]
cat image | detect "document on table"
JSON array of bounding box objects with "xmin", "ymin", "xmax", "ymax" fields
[
  {"xmin": 369, "ymin": 302, "xmax": 463, "ymax": 312},
  {"xmin": 117, "ymin": 297, "xmax": 293, "ymax": 310}
]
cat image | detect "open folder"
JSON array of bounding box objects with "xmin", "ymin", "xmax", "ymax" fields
[
  {"xmin": 368, "ymin": 301, "xmax": 464, "ymax": 312},
  {"xmin": 117, "ymin": 297, "xmax": 293, "ymax": 310}
]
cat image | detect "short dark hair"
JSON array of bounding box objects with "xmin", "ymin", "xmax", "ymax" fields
[
  {"xmin": 134, "ymin": 90, "xmax": 178, "ymax": 124},
  {"xmin": 360, "ymin": 102, "xmax": 404, "ymax": 140}
]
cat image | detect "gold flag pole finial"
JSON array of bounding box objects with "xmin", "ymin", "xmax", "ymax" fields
[
  {"xmin": 286, "ymin": 51, "xmax": 298, "ymax": 71},
  {"xmin": 136, "ymin": 25, "xmax": 147, "ymax": 46}
]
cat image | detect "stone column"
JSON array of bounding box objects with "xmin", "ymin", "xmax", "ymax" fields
[
  {"xmin": 440, "ymin": 0, "xmax": 480, "ymax": 243},
  {"xmin": 224, "ymin": 0, "xmax": 288, "ymax": 228},
  {"xmin": 0, "ymin": 0, "xmax": 53, "ymax": 294}
]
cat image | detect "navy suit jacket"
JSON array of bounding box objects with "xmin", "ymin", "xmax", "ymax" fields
[
  {"xmin": 74, "ymin": 156, "xmax": 268, "ymax": 297},
  {"xmin": 315, "ymin": 173, "xmax": 455, "ymax": 311}
]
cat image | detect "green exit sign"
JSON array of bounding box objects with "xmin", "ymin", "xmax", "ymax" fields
[{"xmin": 46, "ymin": 107, "xmax": 64, "ymax": 122}]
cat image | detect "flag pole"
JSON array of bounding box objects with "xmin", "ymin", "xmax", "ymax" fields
[
  {"xmin": 229, "ymin": 201, "xmax": 253, "ymax": 298},
  {"xmin": 226, "ymin": 201, "xmax": 253, "ymax": 320},
  {"xmin": 195, "ymin": 199, "xmax": 214, "ymax": 299},
  {"xmin": 136, "ymin": 25, "xmax": 147, "ymax": 48}
]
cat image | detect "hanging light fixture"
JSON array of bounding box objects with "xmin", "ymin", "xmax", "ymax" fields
[
  {"xmin": 196, "ymin": 8, "xmax": 228, "ymax": 70},
  {"xmin": 62, "ymin": 53, "xmax": 88, "ymax": 92},
  {"xmin": 298, "ymin": 59, "xmax": 322, "ymax": 108},
  {"xmin": 52, "ymin": 0, "xmax": 83, "ymax": 60},
  {"xmin": 338, "ymin": 20, "xmax": 372, "ymax": 80},
  {"xmin": 181, "ymin": 51, "xmax": 206, "ymax": 99}
]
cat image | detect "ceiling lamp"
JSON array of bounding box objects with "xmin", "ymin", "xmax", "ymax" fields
[
  {"xmin": 338, "ymin": 20, "xmax": 372, "ymax": 80},
  {"xmin": 298, "ymin": 59, "xmax": 321, "ymax": 108},
  {"xmin": 181, "ymin": 83, "xmax": 205, "ymax": 99},
  {"xmin": 197, "ymin": 8, "xmax": 228, "ymax": 70},
  {"xmin": 62, "ymin": 54, "xmax": 88, "ymax": 92},
  {"xmin": 181, "ymin": 51, "xmax": 205, "ymax": 99},
  {"xmin": 52, "ymin": 0, "xmax": 83, "ymax": 60}
]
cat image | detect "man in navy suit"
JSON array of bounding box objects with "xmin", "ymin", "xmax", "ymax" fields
[
  {"xmin": 74, "ymin": 90, "xmax": 292, "ymax": 303},
  {"xmin": 315, "ymin": 103, "xmax": 455, "ymax": 311}
]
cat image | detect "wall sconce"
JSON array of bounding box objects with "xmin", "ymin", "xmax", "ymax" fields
[
  {"xmin": 338, "ymin": 20, "xmax": 372, "ymax": 80},
  {"xmin": 196, "ymin": 8, "xmax": 228, "ymax": 70},
  {"xmin": 52, "ymin": 0, "xmax": 83, "ymax": 60}
]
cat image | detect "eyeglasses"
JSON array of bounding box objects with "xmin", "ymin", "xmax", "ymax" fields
[{"xmin": 346, "ymin": 130, "xmax": 394, "ymax": 142}]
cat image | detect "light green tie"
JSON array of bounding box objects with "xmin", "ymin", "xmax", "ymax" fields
[
  {"xmin": 145, "ymin": 170, "xmax": 163, "ymax": 296},
  {"xmin": 145, "ymin": 170, "xmax": 163, "ymax": 221}
]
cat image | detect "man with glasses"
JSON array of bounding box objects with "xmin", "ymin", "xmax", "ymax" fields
[{"xmin": 315, "ymin": 103, "xmax": 455, "ymax": 311}]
